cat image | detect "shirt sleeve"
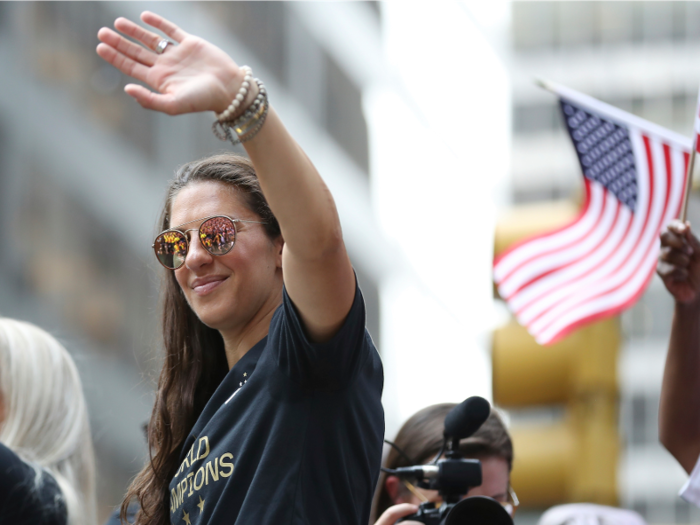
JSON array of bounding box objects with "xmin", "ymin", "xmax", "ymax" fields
[
  {"xmin": 680, "ymin": 453, "xmax": 700, "ymax": 506},
  {"xmin": 270, "ymin": 277, "xmax": 374, "ymax": 390}
]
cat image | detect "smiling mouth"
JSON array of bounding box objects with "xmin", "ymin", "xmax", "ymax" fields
[{"xmin": 192, "ymin": 277, "xmax": 227, "ymax": 296}]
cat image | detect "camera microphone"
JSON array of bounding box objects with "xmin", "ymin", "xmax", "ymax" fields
[
  {"xmin": 391, "ymin": 465, "xmax": 440, "ymax": 479},
  {"xmin": 443, "ymin": 396, "xmax": 490, "ymax": 441}
]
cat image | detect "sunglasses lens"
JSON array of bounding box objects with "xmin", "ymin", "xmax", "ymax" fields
[
  {"xmin": 154, "ymin": 231, "xmax": 187, "ymax": 269},
  {"xmin": 199, "ymin": 217, "xmax": 236, "ymax": 255}
]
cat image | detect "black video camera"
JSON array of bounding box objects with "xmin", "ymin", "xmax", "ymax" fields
[{"xmin": 385, "ymin": 397, "xmax": 513, "ymax": 525}]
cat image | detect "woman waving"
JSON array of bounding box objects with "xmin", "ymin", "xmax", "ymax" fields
[{"xmin": 97, "ymin": 12, "xmax": 383, "ymax": 525}]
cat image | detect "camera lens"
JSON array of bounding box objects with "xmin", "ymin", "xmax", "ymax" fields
[{"xmin": 443, "ymin": 496, "xmax": 513, "ymax": 525}]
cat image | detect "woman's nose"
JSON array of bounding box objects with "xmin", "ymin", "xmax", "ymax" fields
[{"xmin": 185, "ymin": 234, "xmax": 214, "ymax": 270}]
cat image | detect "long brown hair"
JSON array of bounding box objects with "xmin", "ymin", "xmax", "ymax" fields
[
  {"xmin": 371, "ymin": 403, "xmax": 513, "ymax": 522},
  {"xmin": 121, "ymin": 154, "xmax": 281, "ymax": 525}
]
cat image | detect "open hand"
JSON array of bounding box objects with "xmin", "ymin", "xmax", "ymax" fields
[
  {"xmin": 657, "ymin": 220, "xmax": 700, "ymax": 305},
  {"xmin": 96, "ymin": 12, "xmax": 243, "ymax": 115}
]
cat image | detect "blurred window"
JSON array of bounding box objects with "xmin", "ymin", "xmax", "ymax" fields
[
  {"xmin": 642, "ymin": 2, "xmax": 673, "ymax": 42},
  {"xmin": 0, "ymin": 2, "xmax": 8, "ymax": 32},
  {"xmin": 512, "ymin": 2, "xmax": 555, "ymax": 50},
  {"xmin": 686, "ymin": 2, "xmax": 700, "ymax": 40},
  {"xmin": 27, "ymin": 3, "xmax": 156, "ymax": 160},
  {"xmin": 326, "ymin": 55, "xmax": 369, "ymax": 174},
  {"xmin": 12, "ymin": 166, "xmax": 156, "ymax": 367},
  {"xmin": 514, "ymin": 1, "xmax": 700, "ymax": 51},
  {"xmin": 556, "ymin": 2, "xmax": 595, "ymax": 48},
  {"xmin": 513, "ymin": 103, "xmax": 561, "ymax": 134},
  {"xmin": 512, "ymin": 186, "xmax": 572, "ymax": 205},
  {"xmin": 205, "ymin": 2, "xmax": 370, "ymax": 174},
  {"xmin": 515, "ymin": 92, "xmax": 697, "ymax": 137},
  {"xmin": 630, "ymin": 394, "xmax": 646, "ymax": 446},
  {"xmin": 366, "ymin": 2, "xmax": 381, "ymax": 23},
  {"xmin": 598, "ymin": 2, "xmax": 635, "ymax": 45},
  {"xmin": 674, "ymin": 499, "xmax": 691, "ymax": 524},
  {"xmin": 285, "ymin": 8, "xmax": 327, "ymax": 126},
  {"xmin": 205, "ymin": 2, "xmax": 286, "ymax": 85}
]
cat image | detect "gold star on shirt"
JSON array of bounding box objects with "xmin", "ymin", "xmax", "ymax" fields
[
  {"xmin": 197, "ymin": 496, "xmax": 205, "ymax": 513},
  {"xmin": 183, "ymin": 510, "xmax": 191, "ymax": 525},
  {"xmin": 243, "ymin": 372, "xmax": 247, "ymax": 377}
]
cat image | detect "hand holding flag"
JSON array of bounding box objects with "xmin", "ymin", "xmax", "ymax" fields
[{"xmin": 657, "ymin": 221, "xmax": 700, "ymax": 305}]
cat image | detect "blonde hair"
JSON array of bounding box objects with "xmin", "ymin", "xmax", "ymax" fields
[{"xmin": 0, "ymin": 318, "xmax": 97, "ymax": 525}]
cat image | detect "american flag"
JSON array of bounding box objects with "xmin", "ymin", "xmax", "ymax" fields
[{"xmin": 494, "ymin": 83, "xmax": 692, "ymax": 345}]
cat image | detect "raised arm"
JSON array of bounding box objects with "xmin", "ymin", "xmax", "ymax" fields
[
  {"xmin": 96, "ymin": 12, "xmax": 355, "ymax": 342},
  {"xmin": 657, "ymin": 220, "xmax": 700, "ymax": 473}
]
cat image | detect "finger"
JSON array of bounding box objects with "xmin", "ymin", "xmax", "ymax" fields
[
  {"xmin": 657, "ymin": 260, "xmax": 688, "ymax": 280},
  {"xmin": 125, "ymin": 84, "xmax": 179, "ymax": 115},
  {"xmin": 660, "ymin": 229, "xmax": 689, "ymax": 252},
  {"xmin": 114, "ymin": 16, "xmax": 165, "ymax": 52},
  {"xmin": 672, "ymin": 267, "xmax": 690, "ymax": 281},
  {"xmin": 659, "ymin": 247, "xmax": 691, "ymax": 268},
  {"xmin": 141, "ymin": 11, "xmax": 188, "ymax": 43},
  {"xmin": 96, "ymin": 44, "xmax": 150, "ymax": 83},
  {"xmin": 375, "ymin": 504, "xmax": 420, "ymax": 525},
  {"xmin": 683, "ymin": 223, "xmax": 700, "ymax": 253},
  {"xmin": 668, "ymin": 219, "xmax": 688, "ymax": 235},
  {"xmin": 98, "ymin": 27, "xmax": 156, "ymax": 67}
]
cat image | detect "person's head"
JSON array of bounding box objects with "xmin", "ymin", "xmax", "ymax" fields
[
  {"xmin": 372, "ymin": 403, "xmax": 515, "ymax": 521},
  {"xmin": 160, "ymin": 154, "xmax": 283, "ymax": 333},
  {"xmin": 0, "ymin": 318, "xmax": 97, "ymax": 525},
  {"xmin": 124, "ymin": 154, "xmax": 281, "ymax": 525}
]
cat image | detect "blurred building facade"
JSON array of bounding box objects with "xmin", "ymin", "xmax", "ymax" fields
[{"xmin": 508, "ymin": 2, "xmax": 700, "ymax": 523}]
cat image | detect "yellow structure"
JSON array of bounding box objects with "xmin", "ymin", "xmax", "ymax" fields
[{"xmin": 493, "ymin": 202, "xmax": 620, "ymax": 508}]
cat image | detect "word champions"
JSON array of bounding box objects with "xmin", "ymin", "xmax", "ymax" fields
[{"xmin": 170, "ymin": 436, "xmax": 235, "ymax": 513}]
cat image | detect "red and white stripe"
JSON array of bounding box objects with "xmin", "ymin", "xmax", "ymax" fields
[
  {"xmin": 494, "ymin": 87, "xmax": 691, "ymax": 345},
  {"xmin": 695, "ymin": 86, "xmax": 700, "ymax": 153}
]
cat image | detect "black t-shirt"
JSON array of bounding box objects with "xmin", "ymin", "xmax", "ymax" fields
[
  {"xmin": 0, "ymin": 442, "xmax": 66, "ymax": 525},
  {"xmin": 168, "ymin": 283, "xmax": 384, "ymax": 525}
]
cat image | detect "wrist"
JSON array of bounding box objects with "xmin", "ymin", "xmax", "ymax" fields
[
  {"xmin": 676, "ymin": 298, "xmax": 700, "ymax": 317},
  {"xmin": 215, "ymin": 66, "xmax": 260, "ymax": 120},
  {"xmin": 211, "ymin": 76, "xmax": 269, "ymax": 146}
]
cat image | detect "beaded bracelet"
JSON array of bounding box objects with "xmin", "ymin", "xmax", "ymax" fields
[
  {"xmin": 216, "ymin": 66, "xmax": 253, "ymax": 122},
  {"xmin": 212, "ymin": 79, "xmax": 269, "ymax": 145}
]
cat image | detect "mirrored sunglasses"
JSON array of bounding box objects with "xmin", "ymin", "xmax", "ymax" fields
[{"xmin": 152, "ymin": 215, "xmax": 265, "ymax": 270}]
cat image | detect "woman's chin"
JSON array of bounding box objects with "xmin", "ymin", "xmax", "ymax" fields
[{"xmin": 191, "ymin": 306, "xmax": 234, "ymax": 331}]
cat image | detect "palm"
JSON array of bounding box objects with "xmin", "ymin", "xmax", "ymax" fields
[
  {"xmin": 97, "ymin": 12, "xmax": 239, "ymax": 115},
  {"xmin": 144, "ymin": 36, "xmax": 237, "ymax": 114}
]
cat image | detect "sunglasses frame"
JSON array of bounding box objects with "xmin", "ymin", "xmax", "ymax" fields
[{"xmin": 152, "ymin": 214, "xmax": 266, "ymax": 270}]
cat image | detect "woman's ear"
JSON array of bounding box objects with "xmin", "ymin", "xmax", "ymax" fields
[{"xmin": 385, "ymin": 475, "xmax": 402, "ymax": 504}]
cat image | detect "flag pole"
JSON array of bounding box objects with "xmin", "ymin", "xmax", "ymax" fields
[
  {"xmin": 680, "ymin": 138, "xmax": 697, "ymax": 223},
  {"xmin": 535, "ymin": 77, "xmax": 556, "ymax": 95},
  {"xmin": 679, "ymin": 84, "xmax": 700, "ymax": 222}
]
